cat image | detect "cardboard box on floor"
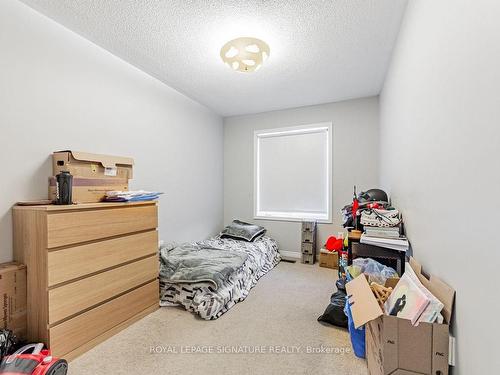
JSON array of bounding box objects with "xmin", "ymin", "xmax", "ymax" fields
[
  {"xmin": 319, "ymin": 249, "xmax": 339, "ymax": 269},
  {"xmin": 0, "ymin": 262, "xmax": 27, "ymax": 340},
  {"xmin": 346, "ymin": 258, "xmax": 455, "ymax": 375},
  {"xmin": 52, "ymin": 150, "xmax": 134, "ymax": 180},
  {"xmin": 48, "ymin": 176, "xmax": 129, "ymax": 203}
]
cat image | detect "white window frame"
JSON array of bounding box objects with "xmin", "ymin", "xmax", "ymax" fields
[{"xmin": 253, "ymin": 122, "xmax": 333, "ymax": 223}]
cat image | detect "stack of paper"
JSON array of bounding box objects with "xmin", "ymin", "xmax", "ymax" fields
[
  {"xmin": 384, "ymin": 273, "xmax": 430, "ymax": 325},
  {"xmin": 104, "ymin": 190, "xmax": 163, "ymax": 202},
  {"xmin": 404, "ymin": 263, "xmax": 444, "ymax": 324},
  {"xmin": 364, "ymin": 226, "xmax": 401, "ymax": 239},
  {"xmin": 384, "ymin": 262, "xmax": 445, "ymax": 325},
  {"xmin": 360, "ymin": 233, "xmax": 409, "ymax": 252}
]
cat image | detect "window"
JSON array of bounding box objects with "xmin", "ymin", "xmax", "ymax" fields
[{"xmin": 254, "ymin": 122, "xmax": 332, "ymax": 222}]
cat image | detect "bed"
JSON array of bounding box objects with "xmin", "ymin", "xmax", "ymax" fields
[{"xmin": 159, "ymin": 235, "xmax": 280, "ymax": 320}]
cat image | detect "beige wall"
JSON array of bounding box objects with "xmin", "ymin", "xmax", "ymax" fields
[
  {"xmin": 380, "ymin": 1, "xmax": 500, "ymax": 373},
  {"xmin": 0, "ymin": 0, "xmax": 224, "ymax": 262},
  {"xmin": 224, "ymin": 97, "xmax": 380, "ymax": 255}
]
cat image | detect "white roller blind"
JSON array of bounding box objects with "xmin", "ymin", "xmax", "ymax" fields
[{"xmin": 254, "ymin": 123, "xmax": 332, "ymax": 222}]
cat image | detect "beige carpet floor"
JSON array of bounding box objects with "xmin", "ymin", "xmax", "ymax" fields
[{"xmin": 69, "ymin": 261, "xmax": 368, "ymax": 375}]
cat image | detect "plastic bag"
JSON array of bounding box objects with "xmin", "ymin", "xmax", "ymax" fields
[
  {"xmin": 352, "ymin": 257, "xmax": 398, "ymax": 285},
  {"xmin": 317, "ymin": 290, "xmax": 348, "ymax": 328},
  {"xmin": 336, "ymin": 278, "xmax": 346, "ymax": 292},
  {"xmin": 344, "ymin": 300, "xmax": 365, "ymax": 358}
]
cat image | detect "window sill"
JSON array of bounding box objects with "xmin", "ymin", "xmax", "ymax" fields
[{"xmin": 254, "ymin": 215, "xmax": 332, "ymax": 224}]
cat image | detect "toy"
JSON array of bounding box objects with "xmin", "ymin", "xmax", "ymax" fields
[
  {"xmin": 0, "ymin": 343, "xmax": 68, "ymax": 375},
  {"xmin": 338, "ymin": 249, "xmax": 349, "ymax": 280},
  {"xmin": 370, "ymin": 282, "xmax": 393, "ymax": 309},
  {"xmin": 324, "ymin": 236, "xmax": 343, "ymax": 252}
]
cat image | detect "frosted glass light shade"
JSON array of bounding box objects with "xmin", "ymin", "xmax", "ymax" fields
[{"xmin": 220, "ymin": 37, "xmax": 270, "ymax": 73}]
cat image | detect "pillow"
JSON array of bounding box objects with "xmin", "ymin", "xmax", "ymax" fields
[{"xmin": 220, "ymin": 220, "xmax": 266, "ymax": 242}]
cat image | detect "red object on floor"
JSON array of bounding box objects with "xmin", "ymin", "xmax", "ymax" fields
[
  {"xmin": 325, "ymin": 236, "xmax": 343, "ymax": 252},
  {"xmin": 0, "ymin": 344, "xmax": 68, "ymax": 375}
]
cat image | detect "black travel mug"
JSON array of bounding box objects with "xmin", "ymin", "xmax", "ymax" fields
[{"xmin": 55, "ymin": 171, "xmax": 73, "ymax": 205}]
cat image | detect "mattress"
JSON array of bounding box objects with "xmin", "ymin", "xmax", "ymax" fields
[{"xmin": 159, "ymin": 235, "xmax": 280, "ymax": 320}]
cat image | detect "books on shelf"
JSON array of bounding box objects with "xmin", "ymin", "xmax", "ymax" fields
[
  {"xmin": 360, "ymin": 233, "xmax": 409, "ymax": 252},
  {"xmin": 364, "ymin": 226, "xmax": 400, "ymax": 239}
]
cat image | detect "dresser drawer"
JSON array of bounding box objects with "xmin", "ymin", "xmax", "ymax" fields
[
  {"xmin": 48, "ymin": 256, "xmax": 158, "ymax": 324},
  {"xmin": 301, "ymin": 242, "xmax": 314, "ymax": 254},
  {"xmin": 47, "ymin": 230, "xmax": 158, "ymax": 286},
  {"xmin": 49, "ymin": 280, "xmax": 158, "ymax": 357},
  {"xmin": 47, "ymin": 205, "xmax": 158, "ymax": 248}
]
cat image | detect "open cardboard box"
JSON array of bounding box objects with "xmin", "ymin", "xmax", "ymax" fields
[
  {"xmin": 48, "ymin": 176, "xmax": 129, "ymax": 203},
  {"xmin": 52, "ymin": 150, "xmax": 134, "ymax": 180},
  {"xmin": 346, "ymin": 258, "xmax": 455, "ymax": 375},
  {"xmin": 319, "ymin": 249, "xmax": 339, "ymax": 269},
  {"xmin": 51, "ymin": 150, "xmax": 134, "ymax": 203}
]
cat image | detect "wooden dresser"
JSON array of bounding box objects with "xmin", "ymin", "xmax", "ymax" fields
[{"xmin": 13, "ymin": 201, "xmax": 159, "ymax": 360}]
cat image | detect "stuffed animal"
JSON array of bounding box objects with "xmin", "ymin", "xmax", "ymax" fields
[{"xmin": 325, "ymin": 236, "xmax": 344, "ymax": 252}]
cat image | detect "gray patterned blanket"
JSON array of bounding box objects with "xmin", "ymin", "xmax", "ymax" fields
[
  {"xmin": 159, "ymin": 243, "xmax": 248, "ymax": 289},
  {"xmin": 160, "ymin": 236, "xmax": 280, "ymax": 320}
]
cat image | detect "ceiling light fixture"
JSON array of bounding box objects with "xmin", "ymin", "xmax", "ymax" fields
[{"xmin": 220, "ymin": 37, "xmax": 270, "ymax": 73}]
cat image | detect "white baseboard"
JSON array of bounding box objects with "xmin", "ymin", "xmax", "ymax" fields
[{"xmin": 279, "ymin": 250, "xmax": 301, "ymax": 259}]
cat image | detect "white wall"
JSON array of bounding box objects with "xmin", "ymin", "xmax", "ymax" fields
[
  {"xmin": 0, "ymin": 0, "xmax": 224, "ymax": 262},
  {"xmin": 380, "ymin": 1, "xmax": 500, "ymax": 373},
  {"xmin": 224, "ymin": 97, "xmax": 380, "ymax": 255}
]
